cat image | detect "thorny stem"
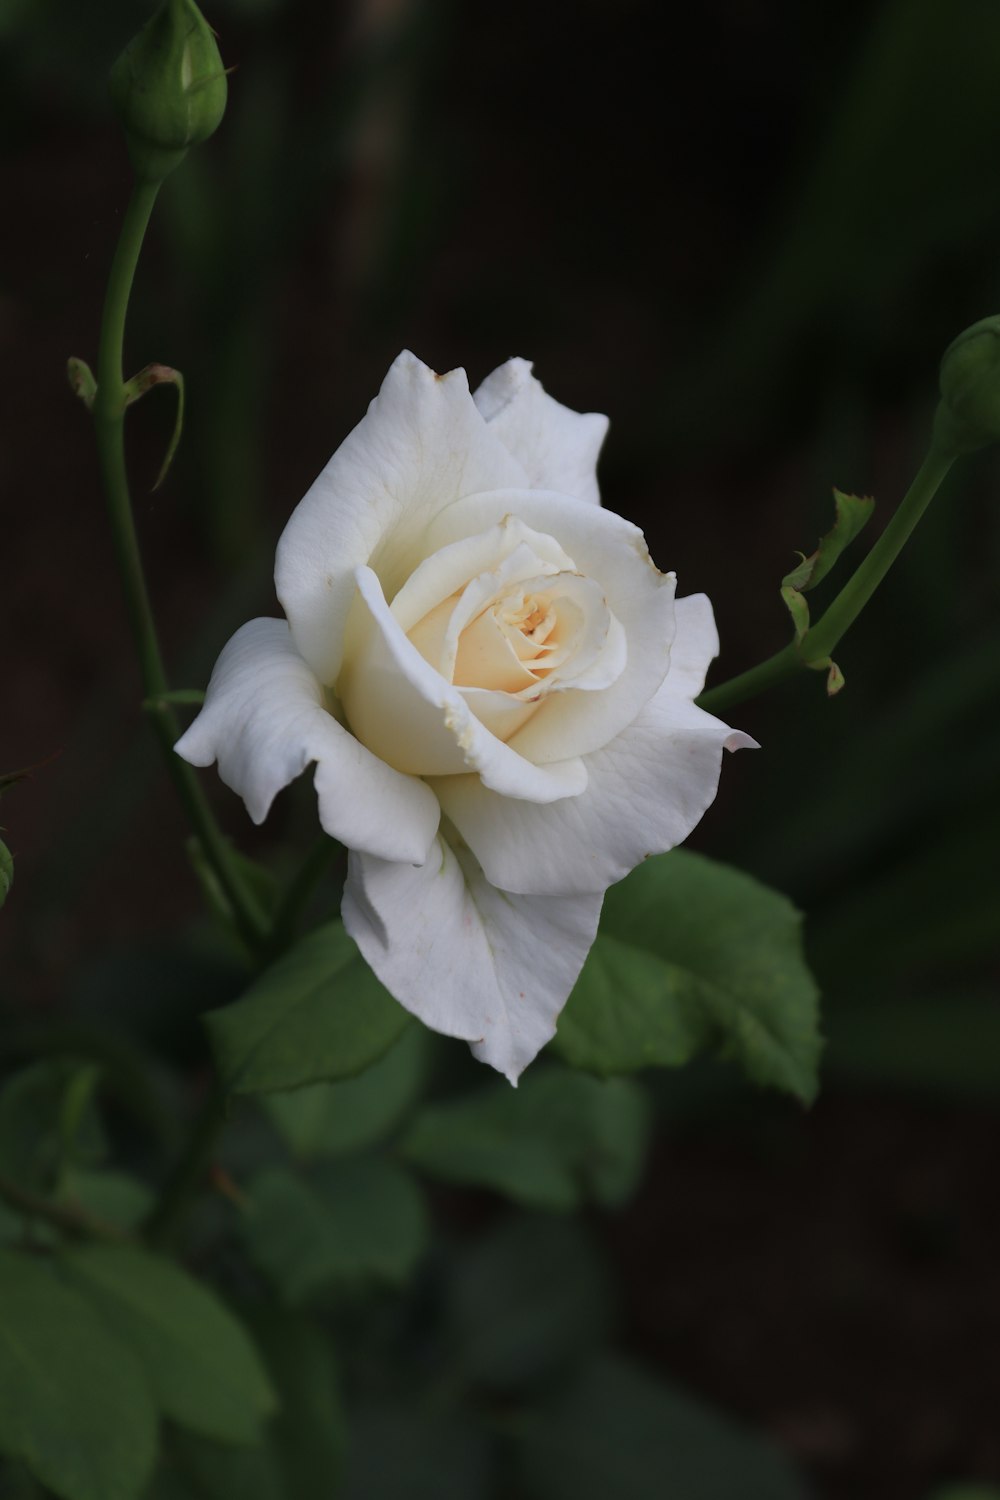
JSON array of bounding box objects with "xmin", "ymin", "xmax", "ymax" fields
[
  {"xmin": 90, "ymin": 180, "xmax": 268, "ymax": 952},
  {"xmin": 697, "ymin": 444, "xmax": 956, "ymax": 715}
]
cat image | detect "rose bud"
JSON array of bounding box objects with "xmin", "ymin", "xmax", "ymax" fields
[
  {"xmin": 935, "ymin": 314, "xmax": 1000, "ymax": 455},
  {"xmin": 109, "ymin": 0, "xmax": 228, "ymax": 183}
]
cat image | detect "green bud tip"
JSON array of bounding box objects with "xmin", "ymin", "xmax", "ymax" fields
[
  {"xmin": 935, "ymin": 314, "xmax": 1000, "ymax": 456},
  {"xmin": 109, "ymin": 0, "xmax": 228, "ymax": 183}
]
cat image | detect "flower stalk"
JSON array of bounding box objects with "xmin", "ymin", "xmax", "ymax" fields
[
  {"xmin": 697, "ymin": 440, "xmax": 955, "ymax": 716},
  {"xmin": 84, "ymin": 108, "xmax": 267, "ymax": 952}
]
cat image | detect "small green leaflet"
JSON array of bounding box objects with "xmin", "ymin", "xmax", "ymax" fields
[
  {"xmin": 0, "ymin": 839, "xmax": 11, "ymax": 909},
  {"xmin": 779, "ymin": 488, "xmax": 873, "ymax": 695},
  {"xmin": 782, "ymin": 488, "xmax": 875, "ymax": 592}
]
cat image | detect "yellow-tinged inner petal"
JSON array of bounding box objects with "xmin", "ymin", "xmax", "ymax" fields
[{"xmin": 406, "ymin": 571, "xmax": 595, "ymax": 696}]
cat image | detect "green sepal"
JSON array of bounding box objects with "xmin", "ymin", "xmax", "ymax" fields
[
  {"xmin": 936, "ymin": 314, "xmax": 1000, "ymax": 454},
  {"xmin": 779, "ymin": 584, "xmax": 810, "ymax": 644},
  {"xmin": 66, "ymin": 357, "xmax": 97, "ymax": 411},
  {"xmin": 782, "ymin": 488, "xmax": 875, "ymax": 592},
  {"xmin": 805, "ymin": 654, "xmax": 846, "ymax": 695},
  {"xmin": 123, "ymin": 363, "xmax": 185, "ymax": 490}
]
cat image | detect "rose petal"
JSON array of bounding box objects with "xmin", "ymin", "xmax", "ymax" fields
[
  {"xmin": 342, "ymin": 834, "xmax": 604, "ymax": 1083},
  {"xmin": 275, "ymin": 351, "xmax": 527, "ymax": 686},
  {"xmin": 174, "ymin": 618, "xmax": 440, "ymax": 864},
  {"xmin": 474, "ymin": 358, "xmax": 609, "ymax": 506},
  {"xmin": 424, "ymin": 488, "xmax": 676, "ymax": 762},
  {"xmin": 663, "ymin": 592, "xmax": 721, "ymax": 697},
  {"xmin": 390, "ymin": 516, "xmax": 575, "ymax": 634},
  {"xmin": 454, "ymin": 687, "xmax": 542, "ymax": 741},
  {"xmin": 434, "ymin": 595, "xmax": 758, "ymax": 895},
  {"xmin": 339, "ymin": 567, "xmax": 588, "ymax": 801}
]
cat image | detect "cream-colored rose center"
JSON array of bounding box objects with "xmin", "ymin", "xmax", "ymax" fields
[
  {"xmin": 338, "ymin": 517, "xmax": 628, "ymax": 769},
  {"xmin": 407, "ymin": 577, "xmax": 587, "ymax": 696}
]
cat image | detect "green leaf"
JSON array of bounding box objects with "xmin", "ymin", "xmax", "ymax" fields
[
  {"xmin": 0, "ymin": 839, "xmax": 12, "ymax": 908},
  {"xmin": 515, "ymin": 1355, "xmax": 806, "ymax": 1500},
  {"xmin": 402, "ymin": 1067, "xmax": 651, "ymax": 1211},
  {"xmin": 555, "ymin": 851, "xmax": 822, "ymax": 1104},
  {"xmin": 61, "ymin": 1245, "xmax": 276, "ymax": 1445},
  {"xmin": 59, "ymin": 1170, "xmax": 153, "ymax": 1232},
  {"xmin": 264, "ymin": 1026, "xmax": 427, "ymax": 1160},
  {"xmin": 0, "ymin": 1060, "xmax": 106, "ymax": 1196},
  {"xmin": 782, "ymin": 488, "xmax": 875, "ymax": 592},
  {"xmin": 248, "ymin": 1312, "xmax": 346, "ymax": 1500},
  {"xmin": 0, "ymin": 1250, "xmax": 157, "ymax": 1500},
  {"xmin": 450, "ymin": 1216, "xmax": 613, "ymax": 1388},
  {"xmin": 245, "ymin": 1159, "xmax": 427, "ymax": 1302},
  {"xmin": 205, "ymin": 921, "xmax": 408, "ymax": 1094}
]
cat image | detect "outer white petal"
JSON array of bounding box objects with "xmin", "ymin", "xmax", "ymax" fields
[
  {"xmin": 340, "ymin": 567, "xmax": 588, "ymax": 802},
  {"xmin": 474, "ymin": 358, "xmax": 609, "ymax": 506},
  {"xmin": 174, "ymin": 618, "xmax": 440, "ymax": 864},
  {"xmin": 434, "ymin": 594, "xmax": 758, "ymax": 896},
  {"xmin": 424, "ymin": 488, "xmax": 676, "ymax": 762},
  {"xmin": 275, "ymin": 352, "xmax": 526, "ymax": 686},
  {"xmin": 665, "ymin": 592, "xmax": 722, "ymax": 697},
  {"xmin": 342, "ymin": 836, "xmax": 604, "ymax": 1083}
]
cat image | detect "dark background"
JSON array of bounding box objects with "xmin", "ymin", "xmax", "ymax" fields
[{"xmin": 4, "ymin": 1, "xmax": 1000, "ymax": 1496}]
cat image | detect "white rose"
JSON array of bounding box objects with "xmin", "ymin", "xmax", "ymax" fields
[{"xmin": 176, "ymin": 353, "xmax": 754, "ymax": 1081}]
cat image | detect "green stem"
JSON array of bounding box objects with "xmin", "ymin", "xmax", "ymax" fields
[
  {"xmin": 264, "ymin": 836, "xmax": 339, "ymax": 962},
  {"xmin": 697, "ymin": 443, "xmax": 956, "ymax": 716},
  {"xmin": 143, "ymin": 1083, "xmax": 229, "ymax": 1248},
  {"xmin": 0, "ymin": 1171, "xmax": 131, "ymax": 1245},
  {"xmin": 91, "ymin": 181, "xmax": 268, "ymax": 951}
]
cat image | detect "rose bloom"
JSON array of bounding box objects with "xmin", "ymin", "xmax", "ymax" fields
[{"xmin": 176, "ymin": 354, "xmax": 753, "ymax": 1081}]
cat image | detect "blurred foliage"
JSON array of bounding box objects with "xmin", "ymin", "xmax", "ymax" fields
[{"xmin": 5, "ymin": 0, "xmax": 1000, "ymax": 1495}]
